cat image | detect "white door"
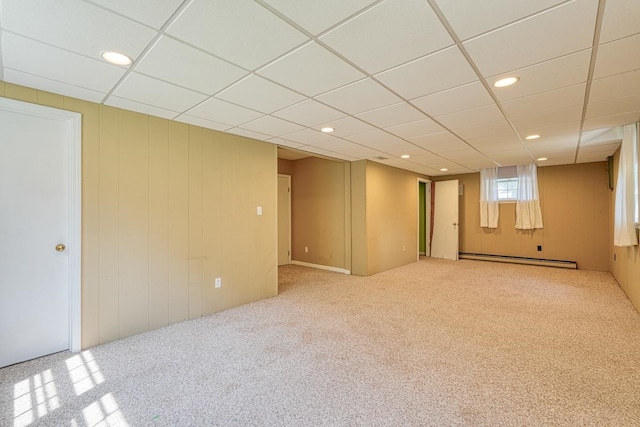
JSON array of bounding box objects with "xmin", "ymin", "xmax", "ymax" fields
[
  {"xmin": 431, "ymin": 180, "xmax": 459, "ymax": 260},
  {"xmin": 277, "ymin": 174, "xmax": 291, "ymax": 266},
  {"xmin": 0, "ymin": 98, "xmax": 81, "ymax": 368}
]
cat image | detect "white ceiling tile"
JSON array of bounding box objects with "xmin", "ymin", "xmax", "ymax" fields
[
  {"xmin": 375, "ymin": 46, "xmax": 478, "ymax": 99},
  {"xmin": 317, "ymin": 139, "xmax": 373, "ymax": 156},
  {"xmin": 599, "ymin": 0, "xmax": 640, "ymax": 43},
  {"xmin": 297, "ymin": 145, "xmax": 344, "ymax": 159},
  {"xmin": 2, "ymin": 68, "xmax": 106, "ymax": 103},
  {"xmin": 502, "ymin": 84, "xmax": 586, "ymax": 119},
  {"xmin": 464, "ymin": 0, "xmax": 598, "ymax": 77},
  {"xmin": 187, "ymin": 98, "xmax": 263, "ymax": 126},
  {"xmin": 583, "ymin": 110, "xmax": 640, "ymax": 131},
  {"xmin": 315, "ymin": 78, "xmax": 401, "ymax": 115},
  {"xmin": 166, "ymin": 0, "xmax": 308, "ymax": 70},
  {"xmin": 135, "ymin": 36, "xmax": 248, "ymax": 95},
  {"xmin": 239, "ymin": 115, "xmax": 304, "ymax": 136},
  {"xmin": 105, "ymin": 95, "xmax": 178, "ymax": 119},
  {"xmin": 537, "ymin": 157, "xmax": 576, "ymax": 167},
  {"xmin": 226, "ymin": 127, "xmax": 271, "ymax": 142},
  {"xmin": 458, "ymin": 159, "xmax": 500, "ymax": 170},
  {"xmin": 512, "ymin": 106, "xmax": 583, "ymax": 133},
  {"xmin": 268, "ymin": 137, "xmax": 305, "ymax": 149},
  {"xmin": 87, "ymin": 0, "xmax": 183, "ymax": 29},
  {"xmin": 586, "ymin": 94, "xmax": 640, "ymax": 120},
  {"xmin": 272, "ymin": 99, "xmax": 346, "ymax": 127},
  {"xmin": 522, "ymin": 121, "xmax": 582, "ymax": 139},
  {"xmin": 590, "ymin": 70, "xmax": 640, "ymax": 103},
  {"xmin": 113, "ymin": 72, "xmax": 208, "ymax": 112},
  {"xmin": 594, "ymin": 33, "xmax": 640, "ymax": 79},
  {"xmin": 216, "ymin": 75, "xmax": 306, "ymax": 114},
  {"xmin": 581, "ymin": 127, "xmax": 623, "ymax": 147},
  {"xmin": 454, "ymin": 120, "xmax": 514, "ymax": 140},
  {"xmin": 317, "ymin": 116, "xmax": 377, "ymax": 137},
  {"xmin": 355, "ymin": 102, "xmax": 426, "ymax": 128},
  {"xmin": 2, "ymin": 32, "xmax": 126, "ymax": 93},
  {"xmin": 436, "ymin": 104, "xmax": 504, "ymax": 130},
  {"xmin": 478, "ymin": 141, "xmax": 529, "ymax": 154},
  {"xmin": 261, "ymin": 0, "xmax": 377, "ymax": 35},
  {"xmin": 320, "ymin": 0, "xmax": 453, "ymax": 74},
  {"xmin": 1, "ymin": 0, "xmax": 156, "ymax": 60},
  {"xmin": 579, "ymin": 142, "xmax": 621, "ymax": 154},
  {"xmin": 280, "ymin": 128, "xmax": 335, "ymax": 145},
  {"xmin": 345, "ymin": 129, "xmax": 418, "ymax": 156},
  {"xmin": 174, "ymin": 114, "xmax": 232, "ymax": 132},
  {"xmin": 409, "ymin": 132, "xmax": 469, "ymax": 153},
  {"xmin": 488, "ymin": 149, "xmax": 535, "ymax": 166},
  {"xmin": 411, "ymin": 81, "xmax": 494, "ymax": 117},
  {"xmin": 385, "ymin": 118, "xmax": 446, "ymax": 139},
  {"xmin": 465, "ymin": 131, "xmax": 522, "ymax": 150},
  {"xmin": 257, "ymin": 41, "xmax": 364, "ymax": 96},
  {"xmin": 576, "ymin": 151, "xmax": 614, "ymax": 164},
  {"xmin": 435, "ymin": 0, "xmax": 567, "ymax": 41},
  {"xmin": 490, "ymin": 50, "xmax": 592, "ymax": 101}
]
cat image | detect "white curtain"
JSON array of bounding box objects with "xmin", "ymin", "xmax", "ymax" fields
[
  {"xmin": 479, "ymin": 167, "xmax": 499, "ymax": 228},
  {"xmin": 614, "ymin": 123, "xmax": 638, "ymax": 247},
  {"xmin": 515, "ymin": 164, "xmax": 543, "ymax": 230}
]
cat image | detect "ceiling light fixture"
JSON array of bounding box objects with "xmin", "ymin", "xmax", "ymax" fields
[
  {"xmin": 101, "ymin": 51, "xmax": 132, "ymax": 66},
  {"xmin": 320, "ymin": 127, "xmax": 334, "ymax": 133},
  {"xmin": 493, "ymin": 76, "xmax": 519, "ymax": 88},
  {"xmin": 526, "ymin": 134, "xmax": 541, "ymax": 140},
  {"xmin": 440, "ymin": 168, "xmax": 448, "ymax": 172},
  {"xmin": 401, "ymin": 154, "xmax": 410, "ymax": 159},
  {"xmin": 537, "ymin": 157, "xmax": 548, "ymax": 161}
]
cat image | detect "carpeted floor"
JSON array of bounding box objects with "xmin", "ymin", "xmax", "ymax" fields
[{"xmin": 1, "ymin": 258, "xmax": 639, "ymax": 426}]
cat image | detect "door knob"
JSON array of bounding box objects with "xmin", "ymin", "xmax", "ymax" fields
[{"xmin": 55, "ymin": 244, "xmax": 66, "ymax": 252}]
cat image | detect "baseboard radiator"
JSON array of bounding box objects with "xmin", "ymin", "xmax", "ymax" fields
[{"xmin": 459, "ymin": 252, "xmax": 577, "ymax": 269}]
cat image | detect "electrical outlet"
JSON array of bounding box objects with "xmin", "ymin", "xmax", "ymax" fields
[
  {"xmin": 304, "ymin": 246, "xmax": 309, "ymax": 253},
  {"xmin": 537, "ymin": 245, "xmax": 542, "ymax": 252},
  {"xmin": 215, "ymin": 278, "xmax": 222, "ymax": 288}
]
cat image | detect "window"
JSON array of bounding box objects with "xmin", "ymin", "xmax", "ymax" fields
[
  {"xmin": 497, "ymin": 165, "xmax": 517, "ymax": 201},
  {"xmin": 497, "ymin": 177, "xmax": 518, "ymax": 200}
]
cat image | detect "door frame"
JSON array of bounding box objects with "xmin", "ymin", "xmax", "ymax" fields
[
  {"xmin": 277, "ymin": 174, "xmax": 291, "ymax": 265},
  {"xmin": 0, "ymin": 97, "xmax": 82, "ymax": 353},
  {"xmin": 417, "ymin": 178, "xmax": 431, "ymax": 260}
]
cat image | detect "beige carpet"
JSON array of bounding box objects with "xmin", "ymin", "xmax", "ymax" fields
[{"xmin": 1, "ymin": 258, "xmax": 639, "ymax": 426}]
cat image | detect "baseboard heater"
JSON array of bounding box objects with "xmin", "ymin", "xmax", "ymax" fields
[{"xmin": 458, "ymin": 252, "xmax": 577, "ymax": 269}]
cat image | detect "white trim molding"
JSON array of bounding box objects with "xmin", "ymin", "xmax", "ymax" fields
[{"xmin": 291, "ymin": 260, "xmax": 351, "ymax": 275}]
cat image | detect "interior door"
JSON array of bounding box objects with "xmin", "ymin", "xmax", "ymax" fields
[
  {"xmin": 0, "ymin": 101, "xmax": 73, "ymax": 367},
  {"xmin": 431, "ymin": 180, "xmax": 459, "ymax": 260},
  {"xmin": 277, "ymin": 174, "xmax": 291, "ymax": 266}
]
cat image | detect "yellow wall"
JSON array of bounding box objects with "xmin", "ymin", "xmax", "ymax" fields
[
  {"xmin": 0, "ymin": 81, "xmax": 278, "ymax": 349},
  {"xmin": 277, "ymin": 158, "xmax": 294, "ymax": 175},
  {"xmin": 609, "ymin": 149, "xmax": 640, "ymax": 312},
  {"xmin": 434, "ymin": 162, "xmax": 610, "ymax": 271},
  {"xmin": 289, "ymin": 157, "xmax": 351, "ymax": 271},
  {"xmin": 356, "ymin": 161, "xmax": 422, "ymax": 275}
]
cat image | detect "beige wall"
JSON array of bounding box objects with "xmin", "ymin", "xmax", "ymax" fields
[
  {"xmin": 434, "ymin": 162, "xmax": 610, "ymax": 271},
  {"xmin": 609, "ymin": 149, "xmax": 640, "ymax": 312},
  {"xmin": 290, "ymin": 157, "xmax": 351, "ymax": 271},
  {"xmin": 352, "ymin": 161, "xmax": 422, "ymax": 276},
  {"xmin": 278, "ymin": 158, "xmax": 293, "ymax": 175},
  {"xmin": 0, "ymin": 81, "xmax": 278, "ymax": 349}
]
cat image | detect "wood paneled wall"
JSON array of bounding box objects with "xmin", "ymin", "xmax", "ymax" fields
[
  {"xmin": 0, "ymin": 82, "xmax": 278, "ymax": 349},
  {"xmin": 434, "ymin": 162, "xmax": 610, "ymax": 271}
]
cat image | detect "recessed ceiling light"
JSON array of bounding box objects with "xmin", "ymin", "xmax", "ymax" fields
[
  {"xmin": 320, "ymin": 127, "xmax": 334, "ymax": 133},
  {"xmin": 440, "ymin": 168, "xmax": 448, "ymax": 172},
  {"xmin": 537, "ymin": 157, "xmax": 548, "ymax": 161},
  {"xmin": 101, "ymin": 51, "xmax": 132, "ymax": 66},
  {"xmin": 526, "ymin": 134, "xmax": 541, "ymax": 140},
  {"xmin": 401, "ymin": 154, "xmax": 410, "ymax": 159},
  {"xmin": 493, "ymin": 76, "xmax": 519, "ymax": 88}
]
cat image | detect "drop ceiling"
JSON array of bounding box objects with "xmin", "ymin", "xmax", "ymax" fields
[{"xmin": 1, "ymin": 0, "xmax": 638, "ymax": 176}]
